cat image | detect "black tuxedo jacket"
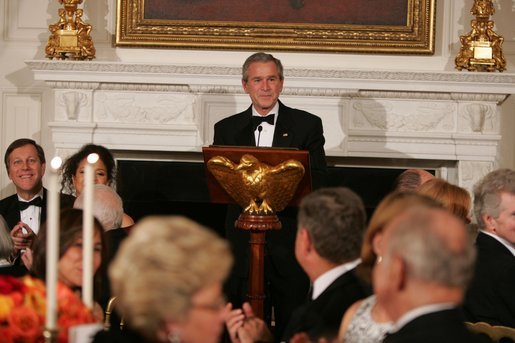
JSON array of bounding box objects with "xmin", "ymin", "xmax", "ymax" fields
[
  {"xmin": 281, "ymin": 269, "xmax": 369, "ymax": 342},
  {"xmin": 463, "ymin": 232, "xmax": 515, "ymax": 327},
  {"xmin": 383, "ymin": 308, "xmax": 491, "ymax": 343},
  {"xmin": 0, "ymin": 188, "xmax": 75, "ymax": 232},
  {"xmin": 213, "ymin": 101, "xmax": 327, "ymax": 277}
]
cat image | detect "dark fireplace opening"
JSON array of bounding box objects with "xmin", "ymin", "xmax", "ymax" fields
[{"xmin": 116, "ymin": 159, "xmax": 430, "ymax": 236}]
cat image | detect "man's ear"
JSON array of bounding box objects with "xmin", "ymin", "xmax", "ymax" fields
[
  {"xmin": 390, "ymin": 255, "xmax": 408, "ymax": 291},
  {"xmin": 242, "ymin": 79, "xmax": 249, "ymax": 93},
  {"xmin": 482, "ymin": 213, "xmax": 496, "ymax": 233},
  {"xmin": 298, "ymin": 228, "xmax": 312, "ymax": 252}
]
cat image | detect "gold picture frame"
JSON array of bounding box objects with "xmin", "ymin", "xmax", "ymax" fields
[{"xmin": 116, "ymin": 0, "xmax": 436, "ymax": 54}]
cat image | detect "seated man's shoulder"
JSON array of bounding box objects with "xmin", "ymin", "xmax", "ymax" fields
[{"xmin": 0, "ymin": 194, "xmax": 17, "ymax": 211}]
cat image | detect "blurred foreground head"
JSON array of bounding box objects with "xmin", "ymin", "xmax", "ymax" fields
[{"xmin": 110, "ymin": 216, "xmax": 233, "ymax": 343}]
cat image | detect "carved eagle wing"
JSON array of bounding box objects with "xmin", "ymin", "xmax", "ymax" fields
[
  {"xmin": 265, "ymin": 159, "xmax": 305, "ymax": 212},
  {"xmin": 207, "ymin": 156, "xmax": 253, "ymax": 209}
]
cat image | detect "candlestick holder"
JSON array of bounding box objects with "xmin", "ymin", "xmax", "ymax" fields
[
  {"xmin": 44, "ymin": 328, "xmax": 58, "ymax": 343},
  {"xmin": 45, "ymin": 0, "xmax": 95, "ymax": 60},
  {"xmin": 455, "ymin": 0, "xmax": 506, "ymax": 72}
]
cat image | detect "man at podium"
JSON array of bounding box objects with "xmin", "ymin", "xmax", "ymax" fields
[{"xmin": 213, "ymin": 52, "xmax": 327, "ymax": 339}]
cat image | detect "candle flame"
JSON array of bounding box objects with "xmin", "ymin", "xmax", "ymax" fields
[
  {"xmin": 50, "ymin": 156, "xmax": 62, "ymax": 170},
  {"xmin": 87, "ymin": 153, "xmax": 99, "ymax": 164}
]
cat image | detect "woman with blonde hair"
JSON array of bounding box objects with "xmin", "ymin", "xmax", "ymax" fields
[
  {"xmin": 94, "ymin": 216, "xmax": 233, "ymax": 343},
  {"xmin": 417, "ymin": 177, "xmax": 472, "ymax": 224},
  {"xmin": 339, "ymin": 192, "xmax": 442, "ymax": 342}
]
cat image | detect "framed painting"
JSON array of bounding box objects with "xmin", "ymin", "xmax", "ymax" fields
[{"xmin": 116, "ymin": 0, "xmax": 436, "ymax": 54}]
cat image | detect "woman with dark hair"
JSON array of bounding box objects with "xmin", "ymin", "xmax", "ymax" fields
[
  {"xmin": 31, "ymin": 208, "xmax": 107, "ymax": 320},
  {"xmin": 61, "ymin": 144, "xmax": 134, "ymax": 227}
]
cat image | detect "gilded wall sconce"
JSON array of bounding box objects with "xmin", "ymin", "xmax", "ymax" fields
[
  {"xmin": 45, "ymin": 0, "xmax": 95, "ymax": 60},
  {"xmin": 455, "ymin": 0, "xmax": 506, "ymax": 72}
]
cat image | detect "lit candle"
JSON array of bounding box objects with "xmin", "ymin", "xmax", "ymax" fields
[
  {"xmin": 82, "ymin": 153, "xmax": 98, "ymax": 309},
  {"xmin": 46, "ymin": 156, "xmax": 62, "ymax": 331}
]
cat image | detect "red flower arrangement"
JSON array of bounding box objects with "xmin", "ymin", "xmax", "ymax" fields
[{"xmin": 0, "ymin": 275, "xmax": 97, "ymax": 343}]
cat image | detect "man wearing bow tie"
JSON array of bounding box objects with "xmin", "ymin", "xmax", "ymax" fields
[
  {"xmin": 213, "ymin": 52, "xmax": 327, "ymax": 340},
  {"xmin": 0, "ymin": 138, "xmax": 74, "ymax": 262}
]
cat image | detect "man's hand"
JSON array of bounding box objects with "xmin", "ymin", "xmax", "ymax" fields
[
  {"xmin": 225, "ymin": 302, "xmax": 274, "ymax": 343},
  {"xmin": 10, "ymin": 222, "xmax": 35, "ymax": 253}
]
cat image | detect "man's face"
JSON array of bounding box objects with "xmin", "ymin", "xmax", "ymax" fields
[
  {"xmin": 7, "ymin": 144, "xmax": 45, "ymax": 196},
  {"xmin": 242, "ymin": 61, "xmax": 283, "ymax": 116},
  {"xmin": 488, "ymin": 192, "xmax": 515, "ymax": 244}
]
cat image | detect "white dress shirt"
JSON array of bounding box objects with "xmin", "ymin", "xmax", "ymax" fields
[
  {"xmin": 18, "ymin": 190, "xmax": 44, "ymax": 235},
  {"xmin": 253, "ymin": 102, "xmax": 279, "ymax": 147}
]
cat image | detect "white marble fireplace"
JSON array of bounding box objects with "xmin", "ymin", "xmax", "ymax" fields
[{"xmin": 26, "ymin": 60, "xmax": 515, "ymax": 192}]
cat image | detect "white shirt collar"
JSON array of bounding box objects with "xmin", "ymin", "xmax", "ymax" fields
[
  {"xmin": 252, "ymin": 102, "xmax": 279, "ymax": 120},
  {"xmin": 480, "ymin": 230, "xmax": 515, "ymax": 257},
  {"xmin": 312, "ymin": 258, "xmax": 361, "ymax": 300},
  {"xmin": 390, "ymin": 303, "xmax": 456, "ymax": 333},
  {"xmin": 17, "ymin": 188, "xmax": 44, "ymax": 202}
]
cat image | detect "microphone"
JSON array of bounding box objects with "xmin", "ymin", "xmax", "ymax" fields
[{"xmin": 257, "ymin": 125, "xmax": 263, "ymax": 147}]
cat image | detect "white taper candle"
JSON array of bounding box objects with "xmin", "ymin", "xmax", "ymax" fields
[
  {"xmin": 82, "ymin": 153, "xmax": 98, "ymax": 309},
  {"xmin": 45, "ymin": 156, "xmax": 62, "ymax": 331}
]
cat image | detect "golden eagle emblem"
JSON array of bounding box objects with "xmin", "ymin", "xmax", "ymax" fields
[{"xmin": 207, "ymin": 154, "xmax": 305, "ymax": 215}]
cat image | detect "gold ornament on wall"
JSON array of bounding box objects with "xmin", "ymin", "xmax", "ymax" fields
[
  {"xmin": 455, "ymin": 0, "xmax": 506, "ymax": 72},
  {"xmin": 45, "ymin": 0, "xmax": 95, "ymax": 60}
]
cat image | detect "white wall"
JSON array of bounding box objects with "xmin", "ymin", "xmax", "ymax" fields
[{"xmin": 1, "ymin": 0, "xmax": 515, "ymax": 196}]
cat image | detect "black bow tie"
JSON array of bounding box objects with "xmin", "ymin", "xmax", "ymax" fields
[
  {"xmin": 252, "ymin": 114, "xmax": 275, "ymax": 131},
  {"xmin": 18, "ymin": 197, "xmax": 43, "ymax": 211}
]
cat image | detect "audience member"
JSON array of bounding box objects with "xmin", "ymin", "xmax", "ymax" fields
[
  {"xmin": 74, "ymin": 184, "xmax": 127, "ymax": 309},
  {"xmin": 30, "ymin": 208, "xmax": 106, "ymax": 320},
  {"xmin": 393, "ymin": 168, "xmax": 434, "ymax": 192},
  {"xmin": 339, "ymin": 192, "xmax": 442, "ymax": 343},
  {"xmin": 94, "ymin": 216, "xmax": 233, "ymax": 343},
  {"xmin": 375, "ymin": 206, "xmax": 489, "ymax": 343},
  {"xmin": 463, "ymin": 168, "xmax": 515, "ymax": 327},
  {"xmin": 226, "ymin": 187, "xmax": 369, "ymax": 343},
  {"xmin": 417, "ymin": 178, "xmax": 472, "ymax": 224},
  {"xmin": 213, "ymin": 52, "xmax": 327, "ymax": 338},
  {"xmin": 61, "ymin": 143, "xmax": 134, "ymax": 227},
  {"xmin": 0, "ymin": 138, "xmax": 74, "ymax": 263}
]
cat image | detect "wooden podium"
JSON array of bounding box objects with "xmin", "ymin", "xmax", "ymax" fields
[{"xmin": 203, "ymin": 146, "xmax": 311, "ymax": 318}]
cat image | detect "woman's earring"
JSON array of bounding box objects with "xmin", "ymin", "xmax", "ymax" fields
[
  {"xmin": 168, "ymin": 331, "xmax": 181, "ymax": 343},
  {"xmin": 376, "ymin": 255, "xmax": 383, "ymax": 264}
]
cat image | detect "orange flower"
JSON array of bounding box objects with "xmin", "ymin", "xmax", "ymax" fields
[
  {"xmin": 7, "ymin": 305, "xmax": 42, "ymax": 342},
  {"xmin": 0, "ymin": 326, "xmax": 14, "ymax": 343},
  {"xmin": 0, "ymin": 275, "xmax": 97, "ymax": 343}
]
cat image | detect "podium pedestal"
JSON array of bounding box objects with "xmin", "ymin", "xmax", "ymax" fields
[
  {"xmin": 236, "ymin": 213, "xmax": 281, "ymax": 318},
  {"xmin": 203, "ymin": 146, "xmax": 311, "ymax": 319}
]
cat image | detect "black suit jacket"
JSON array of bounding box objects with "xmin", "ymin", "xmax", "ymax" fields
[
  {"xmin": 383, "ymin": 308, "xmax": 492, "ymax": 343},
  {"xmin": 463, "ymin": 232, "xmax": 515, "ymax": 327},
  {"xmin": 281, "ymin": 269, "xmax": 369, "ymax": 342},
  {"xmin": 0, "ymin": 188, "xmax": 75, "ymax": 232},
  {"xmin": 213, "ymin": 101, "xmax": 327, "ymax": 277}
]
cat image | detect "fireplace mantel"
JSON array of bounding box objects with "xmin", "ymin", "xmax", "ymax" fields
[
  {"xmin": 27, "ymin": 60, "xmax": 515, "ymax": 94},
  {"xmin": 26, "ymin": 60, "xmax": 515, "ymax": 190}
]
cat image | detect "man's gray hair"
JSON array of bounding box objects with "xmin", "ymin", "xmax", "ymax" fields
[
  {"xmin": 473, "ymin": 168, "xmax": 515, "ymax": 230},
  {"xmin": 74, "ymin": 184, "xmax": 123, "ymax": 231},
  {"xmin": 385, "ymin": 207, "xmax": 476, "ymax": 288},
  {"xmin": 298, "ymin": 187, "xmax": 366, "ymax": 264}
]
